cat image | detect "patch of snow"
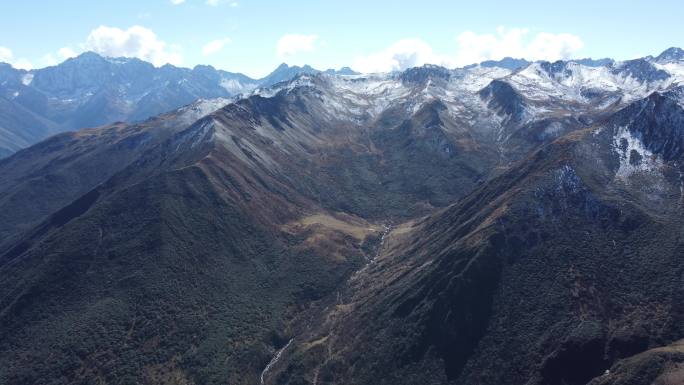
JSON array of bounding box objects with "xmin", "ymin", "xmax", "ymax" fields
[
  {"xmin": 106, "ymin": 57, "xmax": 134, "ymax": 65},
  {"xmin": 220, "ymin": 78, "xmax": 257, "ymax": 95},
  {"xmin": 593, "ymin": 126, "xmax": 605, "ymax": 136},
  {"xmin": 274, "ymin": 75, "xmax": 317, "ymax": 95},
  {"xmin": 508, "ymin": 61, "xmax": 674, "ymax": 106},
  {"xmin": 21, "ymin": 73, "xmax": 33, "ymax": 86},
  {"xmin": 191, "ymin": 98, "xmax": 231, "ymax": 116},
  {"xmin": 612, "ymin": 125, "xmax": 663, "ymax": 179},
  {"xmin": 456, "ymin": 66, "xmax": 512, "ymax": 92},
  {"xmin": 542, "ymin": 121, "xmax": 564, "ymax": 138},
  {"xmin": 654, "ymin": 62, "xmax": 684, "ymax": 84},
  {"xmin": 176, "ymin": 97, "xmax": 233, "ymax": 124}
]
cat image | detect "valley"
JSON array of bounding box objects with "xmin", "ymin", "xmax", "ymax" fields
[{"xmin": 1, "ymin": 46, "xmax": 684, "ymax": 385}]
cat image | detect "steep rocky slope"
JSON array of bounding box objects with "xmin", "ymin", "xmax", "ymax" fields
[{"xmin": 0, "ymin": 98, "xmax": 230, "ymax": 250}]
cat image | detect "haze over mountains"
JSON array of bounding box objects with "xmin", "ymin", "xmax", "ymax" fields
[{"xmin": 1, "ymin": 47, "xmax": 684, "ymax": 385}]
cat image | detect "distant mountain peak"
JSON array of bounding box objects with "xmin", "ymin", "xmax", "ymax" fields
[
  {"xmin": 193, "ymin": 64, "xmax": 217, "ymax": 71},
  {"xmin": 656, "ymin": 47, "xmax": 684, "ymax": 63},
  {"xmin": 324, "ymin": 66, "xmax": 359, "ymax": 76},
  {"xmin": 399, "ymin": 64, "xmax": 451, "ymax": 84},
  {"xmin": 538, "ymin": 60, "xmax": 572, "ymax": 76},
  {"xmin": 73, "ymin": 51, "xmax": 104, "ymax": 60},
  {"xmin": 478, "ymin": 57, "xmax": 530, "ymax": 71},
  {"xmin": 573, "ymin": 57, "xmax": 614, "ymax": 67},
  {"xmin": 337, "ymin": 66, "xmax": 357, "ymax": 75},
  {"xmin": 258, "ymin": 62, "xmax": 320, "ymax": 87},
  {"xmin": 612, "ymin": 57, "xmax": 670, "ymax": 82},
  {"xmin": 63, "ymin": 51, "xmax": 109, "ymax": 64},
  {"xmin": 62, "ymin": 51, "xmax": 154, "ymax": 69}
]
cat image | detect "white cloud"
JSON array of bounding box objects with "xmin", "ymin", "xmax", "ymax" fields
[
  {"xmin": 12, "ymin": 59, "xmax": 33, "ymax": 70},
  {"xmin": 202, "ymin": 37, "xmax": 232, "ymax": 55},
  {"xmin": 352, "ymin": 38, "xmax": 453, "ymax": 73},
  {"xmin": 83, "ymin": 25, "xmax": 182, "ymax": 66},
  {"xmin": 204, "ymin": 0, "xmax": 238, "ymax": 5},
  {"xmin": 526, "ymin": 32, "xmax": 584, "ymax": 61},
  {"xmin": 453, "ymin": 27, "xmax": 583, "ymax": 66},
  {"xmin": 41, "ymin": 47, "xmax": 78, "ymax": 66},
  {"xmin": 276, "ymin": 34, "xmax": 319, "ymax": 58},
  {"xmin": 351, "ymin": 28, "xmax": 584, "ymax": 73},
  {"xmin": 57, "ymin": 47, "xmax": 77, "ymax": 59},
  {"xmin": 41, "ymin": 54, "xmax": 58, "ymax": 67},
  {"xmin": 0, "ymin": 46, "xmax": 12, "ymax": 63},
  {"xmin": 170, "ymin": 0, "xmax": 185, "ymax": 4},
  {"xmin": 0, "ymin": 46, "xmax": 33, "ymax": 70}
]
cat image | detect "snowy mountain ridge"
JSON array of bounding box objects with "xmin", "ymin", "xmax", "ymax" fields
[{"xmin": 226, "ymin": 47, "xmax": 684, "ymax": 134}]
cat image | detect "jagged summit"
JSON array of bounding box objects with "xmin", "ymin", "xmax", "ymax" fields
[
  {"xmin": 478, "ymin": 57, "xmax": 530, "ymax": 70},
  {"xmin": 399, "ymin": 64, "xmax": 452, "ymax": 83},
  {"xmin": 324, "ymin": 66, "xmax": 359, "ymax": 75},
  {"xmin": 656, "ymin": 46, "xmax": 684, "ymax": 63},
  {"xmin": 257, "ymin": 63, "xmax": 317, "ymax": 85},
  {"xmin": 64, "ymin": 50, "xmax": 109, "ymax": 62},
  {"xmin": 575, "ymin": 57, "xmax": 615, "ymax": 67}
]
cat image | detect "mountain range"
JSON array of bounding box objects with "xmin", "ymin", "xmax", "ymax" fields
[
  {"xmin": 1, "ymin": 47, "xmax": 684, "ymax": 385},
  {"xmin": 0, "ymin": 52, "xmax": 357, "ymax": 157}
]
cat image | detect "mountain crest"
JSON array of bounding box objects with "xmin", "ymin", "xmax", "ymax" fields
[
  {"xmin": 611, "ymin": 58, "xmax": 670, "ymax": 82},
  {"xmin": 656, "ymin": 47, "xmax": 684, "ymax": 63},
  {"xmin": 399, "ymin": 64, "xmax": 451, "ymax": 84},
  {"xmin": 478, "ymin": 57, "xmax": 530, "ymax": 71}
]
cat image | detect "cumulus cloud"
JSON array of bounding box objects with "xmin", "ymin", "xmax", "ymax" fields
[
  {"xmin": 453, "ymin": 27, "xmax": 584, "ymax": 66},
  {"xmin": 83, "ymin": 25, "xmax": 182, "ymax": 66},
  {"xmin": 526, "ymin": 32, "xmax": 584, "ymax": 61},
  {"xmin": 42, "ymin": 47, "xmax": 78, "ymax": 66},
  {"xmin": 276, "ymin": 34, "xmax": 319, "ymax": 57},
  {"xmin": 0, "ymin": 46, "xmax": 33, "ymax": 70},
  {"xmin": 350, "ymin": 28, "xmax": 584, "ymax": 73},
  {"xmin": 41, "ymin": 55, "xmax": 58, "ymax": 67},
  {"xmin": 352, "ymin": 38, "xmax": 454, "ymax": 73},
  {"xmin": 202, "ymin": 37, "xmax": 232, "ymax": 55},
  {"xmin": 57, "ymin": 47, "xmax": 77, "ymax": 59},
  {"xmin": 0, "ymin": 46, "xmax": 12, "ymax": 63}
]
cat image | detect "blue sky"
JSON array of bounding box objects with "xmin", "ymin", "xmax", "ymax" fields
[{"xmin": 0, "ymin": 0, "xmax": 682, "ymax": 77}]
